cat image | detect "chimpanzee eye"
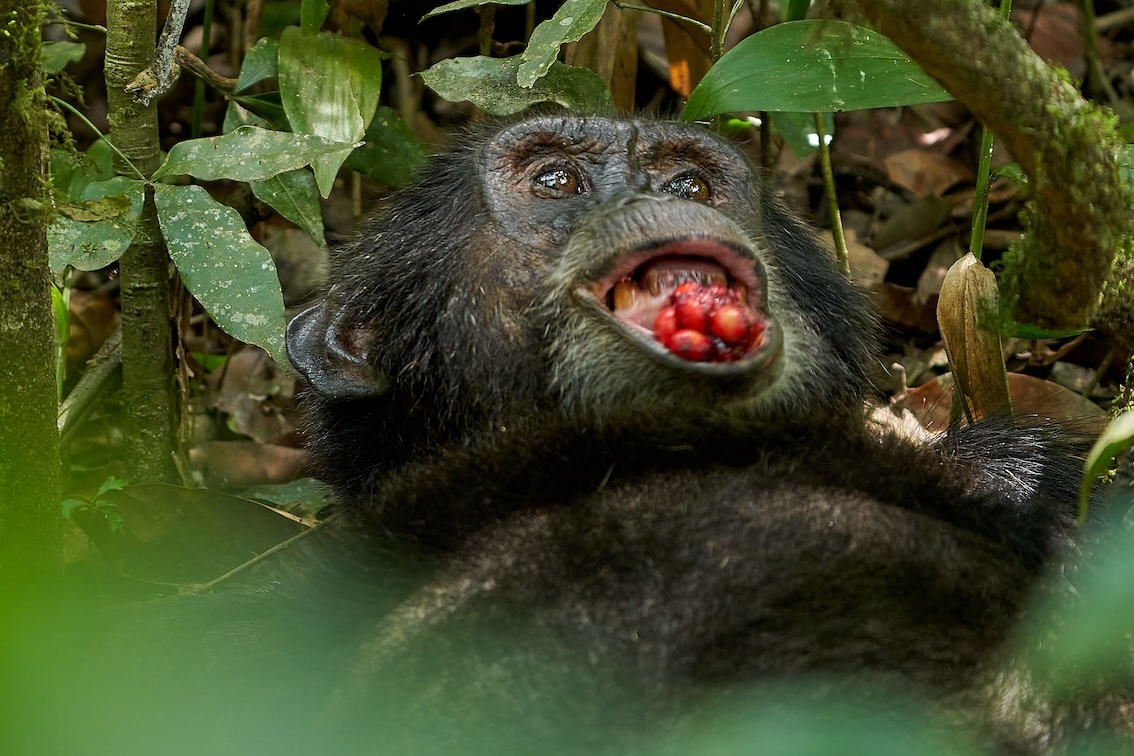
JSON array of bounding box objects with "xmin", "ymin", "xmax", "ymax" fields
[
  {"xmin": 663, "ymin": 174, "xmax": 712, "ymax": 203},
  {"xmin": 533, "ymin": 167, "xmax": 583, "ymax": 197}
]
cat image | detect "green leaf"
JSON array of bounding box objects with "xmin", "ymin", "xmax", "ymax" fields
[
  {"xmin": 250, "ymin": 169, "xmax": 326, "ymax": 245},
  {"xmin": 682, "ymin": 20, "xmax": 952, "ymax": 121},
  {"xmin": 48, "ymin": 178, "xmax": 146, "ymax": 279},
  {"xmin": 153, "ymin": 184, "xmax": 288, "ymax": 368},
  {"xmin": 769, "ymin": 111, "xmax": 833, "ymax": 158},
  {"xmin": 518, "ymin": 0, "xmax": 609, "ymax": 87},
  {"xmin": 51, "ymin": 140, "xmax": 115, "ymax": 203},
  {"xmin": 94, "ymin": 475, "xmax": 128, "ymax": 500},
  {"xmin": 152, "ymin": 126, "xmax": 358, "ymax": 185},
  {"xmin": 235, "ymin": 38, "xmax": 280, "ymax": 93},
  {"xmin": 42, "ymin": 41, "xmax": 85, "ymax": 73},
  {"xmin": 421, "ymin": 56, "xmax": 613, "ymax": 116},
  {"xmin": 279, "ymin": 27, "xmax": 383, "ymax": 196},
  {"xmin": 232, "ymin": 92, "xmax": 291, "ymax": 130},
  {"xmin": 1080, "ymin": 410, "xmax": 1134, "ymax": 520},
  {"xmin": 1020, "ymin": 521, "xmax": 1134, "ymax": 695},
  {"xmin": 343, "ymin": 106, "xmax": 428, "ymax": 187},
  {"xmin": 300, "ymin": 0, "xmax": 329, "ymax": 34},
  {"xmin": 785, "ymin": 0, "xmax": 812, "ymax": 21},
  {"xmin": 423, "ymin": 0, "xmax": 531, "ymax": 22}
]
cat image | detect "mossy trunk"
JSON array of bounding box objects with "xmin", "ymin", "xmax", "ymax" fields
[
  {"xmin": 850, "ymin": 0, "xmax": 1133, "ymax": 342},
  {"xmin": 106, "ymin": 0, "xmax": 180, "ymax": 483},
  {"xmin": 0, "ymin": 0, "xmax": 63, "ymax": 581}
]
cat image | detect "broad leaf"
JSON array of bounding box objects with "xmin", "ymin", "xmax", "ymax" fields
[
  {"xmin": 42, "ymin": 41, "xmax": 85, "ymax": 73},
  {"xmin": 48, "ymin": 178, "xmax": 146, "ymax": 279},
  {"xmin": 682, "ymin": 20, "xmax": 952, "ymax": 121},
  {"xmin": 421, "ymin": 55, "xmax": 613, "ymax": 115},
  {"xmin": 236, "ymin": 38, "xmax": 280, "ymax": 93},
  {"xmin": 250, "ymin": 169, "xmax": 325, "ymax": 245},
  {"xmin": 343, "ymin": 106, "xmax": 428, "ymax": 187},
  {"xmin": 279, "ymin": 27, "xmax": 382, "ymax": 196},
  {"xmin": 518, "ymin": 0, "xmax": 608, "ymax": 87},
  {"xmin": 153, "ymin": 126, "xmax": 358, "ymax": 184},
  {"xmin": 153, "ymin": 184, "xmax": 287, "ymax": 367}
]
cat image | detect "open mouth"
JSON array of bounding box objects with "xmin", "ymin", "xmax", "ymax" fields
[{"xmin": 583, "ymin": 238, "xmax": 776, "ymax": 366}]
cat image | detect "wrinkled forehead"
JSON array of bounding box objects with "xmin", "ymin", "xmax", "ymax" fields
[{"xmin": 479, "ymin": 115, "xmax": 747, "ymax": 173}]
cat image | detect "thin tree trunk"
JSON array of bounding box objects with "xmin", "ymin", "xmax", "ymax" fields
[
  {"xmin": 106, "ymin": 0, "xmax": 180, "ymax": 483},
  {"xmin": 0, "ymin": 1, "xmax": 63, "ymax": 582}
]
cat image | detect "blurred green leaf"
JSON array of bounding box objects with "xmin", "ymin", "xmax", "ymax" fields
[
  {"xmin": 1080, "ymin": 410, "xmax": 1134, "ymax": 520},
  {"xmin": 682, "ymin": 20, "xmax": 952, "ymax": 121},
  {"xmin": 42, "ymin": 41, "xmax": 85, "ymax": 73}
]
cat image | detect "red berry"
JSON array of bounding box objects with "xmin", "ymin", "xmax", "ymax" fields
[
  {"xmin": 653, "ymin": 306, "xmax": 678, "ymax": 342},
  {"xmin": 672, "ymin": 281, "xmax": 701, "ymax": 300},
  {"xmin": 710, "ymin": 304, "xmax": 755, "ymax": 347},
  {"xmin": 675, "ymin": 297, "xmax": 711, "ymax": 332},
  {"xmin": 666, "ymin": 330, "xmax": 714, "ymax": 361}
]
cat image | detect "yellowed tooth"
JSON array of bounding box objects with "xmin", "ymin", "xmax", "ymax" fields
[
  {"xmin": 613, "ymin": 280, "xmax": 638, "ymax": 311},
  {"xmin": 644, "ymin": 270, "xmax": 660, "ymax": 296},
  {"xmin": 711, "ymin": 272, "xmax": 727, "ymax": 285},
  {"xmin": 732, "ymin": 282, "xmax": 747, "ymax": 304}
]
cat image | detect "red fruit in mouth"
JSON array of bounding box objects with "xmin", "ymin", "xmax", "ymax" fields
[
  {"xmin": 711, "ymin": 304, "xmax": 755, "ymax": 347},
  {"xmin": 666, "ymin": 330, "xmax": 713, "ymax": 362},
  {"xmin": 651, "ymin": 282, "xmax": 764, "ymax": 363}
]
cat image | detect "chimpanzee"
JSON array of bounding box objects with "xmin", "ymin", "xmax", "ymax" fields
[{"xmin": 41, "ymin": 114, "xmax": 1097, "ymax": 755}]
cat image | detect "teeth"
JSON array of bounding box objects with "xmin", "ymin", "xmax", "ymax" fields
[
  {"xmin": 711, "ymin": 272, "xmax": 727, "ymax": 285},
  {"xmin": 644, "ymin": 271, "xmax": 660, "ymax": 296},
  {"xmin": 613, "ymin": 280, "xmax": 638, "ymax": 311},
  {"xmin": 731, "ymin": 282, "xmax": 747, "ymax": 304}
]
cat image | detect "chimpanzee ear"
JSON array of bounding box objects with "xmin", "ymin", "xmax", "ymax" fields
[{"xmin": 286, "ymin": 303, "xmax": 390, "ymax": 397}]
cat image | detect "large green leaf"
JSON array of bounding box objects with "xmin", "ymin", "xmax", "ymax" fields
[
  {"xmin": 343, "ymin": 106, "xmax": 429, "ymax": 187},
  {"xmin": 153, "ymin": 184, "xmax": 287, "ymax": 368},
  {"xmin": 682, "ymin": 20, "xmax": 952, "ymax": 121},
  {"xmin": 518, "ymin": 0, "xmax": 609, "ymax": 87},
  {"xmin": 278, "ymin": 27, "xmax": 383, "ymax": 196},
  {"xmin": 42, "ymin": 41, "xmax": 85, "ymax": 74},
  {"xmin": 48, "ymin": 177, "xmax": 146, "ymax": 279},
  {"xmin": 153, "ymin": 126, "xmax": 358, "ymax": 184},
  {"xmin": 421, "ymin": 55, "xmax": 613, "ymax": 116}
]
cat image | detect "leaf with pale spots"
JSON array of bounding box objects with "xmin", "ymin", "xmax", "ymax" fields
[
  {"xmin": 517, "ymin": 0, "xmax": 608, "ymax": 87},
  {"xmin": 250, "ymin": 169, "xmax": 325, "ymax": 245},
  {"xmin": 152, "ymin": 126, "xmax": 358, "ymax": 186},
  {"xmin": 153, "ymin": 184, "xmax": 288, "ymax": 368},
  {"xmin": 47, "ymin": 177, "xmax": 146, "ymax": 281}
]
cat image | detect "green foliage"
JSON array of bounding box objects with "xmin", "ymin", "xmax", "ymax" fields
[
  {"xmin": 518, "ymin": 0, "xmax": 608, "ymax": 87},
  {"xmin": 62, "ymin": 475, "xmax": 128, "ymax": 533},
  {"xmin": 153, "ymin": 183, "xmax": 288, "ymax": 368},
  {"xmin": 421, "ymin": 55, "xmax": 613, "ymax": 115},
  {"xmin": 1079, "ymin": 410, "xmax": 1134, "ymax": 520},
  {"xmin": 278, "ymin": 27, "xmax": 383, "ymax": 195},
  {"xmin": 682, "ymin": 20, "xmax": 952, "ymax": 121},
  {"xmin": 41, "ymin": 40, "xmax": 85, "ymax": 73},
  {"xmin": 48, "ymin": 176, "xmax": 144, "ymax": 279}
]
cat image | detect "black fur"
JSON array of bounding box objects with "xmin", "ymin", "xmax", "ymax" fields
[{"xmin": 40, "ymin": 114, "xmax": 1099, "ymax": 755}]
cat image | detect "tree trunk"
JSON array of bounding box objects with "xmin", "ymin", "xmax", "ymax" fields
[
  {"xmin": 850, "ymin": 0, "xmax": 1133, "ymax": 342},
  {"xmin": 0, "ymin": 1, "xmax": 63, "ymax": 582},
  {"xmin": 106, "ymin": 0, "xmax": 180, "ymax": 483}
]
